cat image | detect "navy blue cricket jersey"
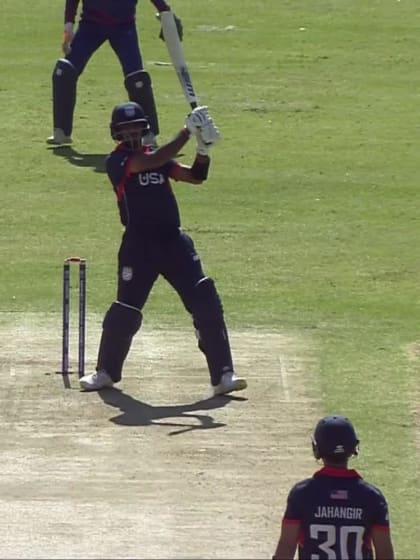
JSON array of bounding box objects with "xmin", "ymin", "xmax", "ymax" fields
[
  {"xmin": 106, "ymin": 145, "xmax": 182, "ymax": 236},
  {"xmin": 282, "ymin": 467, "xmax": 390, "ymax": 559}
]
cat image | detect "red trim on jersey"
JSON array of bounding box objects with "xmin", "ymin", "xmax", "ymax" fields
[
  {"xmin": 372, "ymin": 524, "xmax": 390, "ymax": 532},
  {"xmin": 115, "ymin": 148, "xmax": 134, "ymax": 202},
  {"xmin": 116, "ymin": 177, "xmax": 127, "ymax": 202},
  {"xmin": 314, "ymin": 466, "xmax": 362, "ymax": 479},
  {"xmin": 282, "ymin": 518, "xmax": 300, "ymax": 526}
]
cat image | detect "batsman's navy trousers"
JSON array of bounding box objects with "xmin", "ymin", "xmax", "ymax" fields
[
  {"xmin": 66, "ymin": 20, "xmax": 143, "ymax": 75},
  {"xmin": 117, "ymin": 230, "xmax": 206, "ymax": 313}
]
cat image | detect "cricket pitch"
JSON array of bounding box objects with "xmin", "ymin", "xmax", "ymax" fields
[{"xmin": 0, "ymin": 313, "xmax": 320, "ymax": 559}]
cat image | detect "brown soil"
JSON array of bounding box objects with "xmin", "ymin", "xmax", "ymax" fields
[{"xmin": 0, "ymin": 313, "xmax": 320, "ymax": 559}]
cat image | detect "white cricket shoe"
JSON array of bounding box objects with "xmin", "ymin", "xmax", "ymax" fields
[
  {"xmin": 46, "ymin": 128, "xmax": 73, "ymax": 145},
  {"xmin": 213, "ymin": 371, "xmax": 247, "ymax": 396},
  {"xmin": 79, "ymin": 370, "xmax": 114, "ymax": 391}
]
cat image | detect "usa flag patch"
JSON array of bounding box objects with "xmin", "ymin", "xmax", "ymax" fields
[{"xmin": 331, "ymin": 490, "xmax": 348, "ymax": 500}]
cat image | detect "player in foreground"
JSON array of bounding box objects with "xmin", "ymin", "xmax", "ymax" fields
[
  {"xmin": 272, "ymin": 415, "xmax": 394, "ymax": 560},
  {"xmin": 47, "ymin": 0, "xmax": 182, "ymax": 147},
  {"xmin": 79, "ymin": 102, "xmax": 247, "ymax": 397}
]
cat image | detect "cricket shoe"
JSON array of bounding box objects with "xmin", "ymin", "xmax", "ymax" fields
[
  {"xmin": 79, "ymin": 370, "xmax": 114, "ymax": 391},
  {"xmin": 213, "ymin": 371, "xmax": 247, "ymax": 396},
  {"xmin": 46, "ymin": 128, "xmax": 73, "ymax": 145}
]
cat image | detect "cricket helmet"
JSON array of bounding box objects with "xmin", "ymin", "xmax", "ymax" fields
[
  {"xmin": 110, "ymin": 102, "xmax": 150, "ymax": 149},
  {"xmin": 312, "ymin": 415, "xmax": 359, "ymax": 460}
]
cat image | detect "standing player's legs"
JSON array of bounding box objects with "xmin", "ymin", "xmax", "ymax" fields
[
  {"xmin": 161, "ymin": 232, "xmax": 247, "ymax": 394},
  {"xmin": 80, "ymin": 236, "xmax": 158, "ymax": 391},
  {"xmin": 109, "ymin": 23, "xmax": 160, "ymax": 143},
  {"xmin": 47, "ymin": 21, "xmax": 106, "ymax": 145},
  {"xmin": 48, "ymin": 59, "xmax": 77, "ymax": 145}
]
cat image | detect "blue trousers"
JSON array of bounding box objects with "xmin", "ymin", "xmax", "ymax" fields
[
  {"xmin": 67, "ymin": 20, "xmax": 143, "ymax": 76},
  {"xmin": 117, "ymin": 230, "xmax": 206, "ymax": 310},
  {"xmin": 114, "ymin": 229, "xmax": 234, "ymax": 385}
]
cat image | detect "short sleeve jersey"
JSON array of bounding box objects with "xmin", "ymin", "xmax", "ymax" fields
[
  {"xmin": 282, "ymin": 466, "xmax": 390, "ymax": 559},
  {"xmin": 106, "ymin": 145, "xmax": 182, "ymax": 236}
]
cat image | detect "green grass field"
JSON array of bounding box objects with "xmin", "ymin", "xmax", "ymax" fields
[{"xmin": 1, "ymin": 0, "xmax": 419, "ymax": 556}]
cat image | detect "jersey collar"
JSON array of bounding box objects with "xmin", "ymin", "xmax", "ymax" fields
[{"xmin": 314, "ymin": 466, "xmax": 362, "ymax": 479}]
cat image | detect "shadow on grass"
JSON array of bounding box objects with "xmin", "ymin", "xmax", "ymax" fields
[
  {"xmin": 97, "ymin": 387, "xmax": 247, "ymax": 436},
  {"xmin": 49, "ymin": 146, "xmax": 107, "ymax": 173}
]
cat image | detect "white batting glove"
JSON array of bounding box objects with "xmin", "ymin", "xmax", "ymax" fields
[
  {"xmin": 196, "ymin": 122, "xmax": 220, "ymax": 156},
  {"xmin": 199, "ymin": 119, "xmax": 221, "ymax": 145},
  {"xmin": 62, "ymin": 22, "xmax": 74, "ymax": 55},
  {"xmin": 185, "ymin": 106, "xmax": 211, "ymax": 135}
]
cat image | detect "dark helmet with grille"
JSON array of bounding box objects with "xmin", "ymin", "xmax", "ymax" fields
[
  {"xmin": 110, "ymin": 102, "xmax": 150, "ymax": 149},
  {"xmin": 312, "ymin": 415, "xmax": 359, "ymax": 460}
]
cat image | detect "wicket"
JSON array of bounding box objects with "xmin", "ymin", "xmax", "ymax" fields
[{"xmin": 62, "ymin": 257, "xmax": 86, "ymax": 378}]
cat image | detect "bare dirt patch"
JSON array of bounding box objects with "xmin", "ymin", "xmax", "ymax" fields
[{"xmin": 0, "ymin": 313, "xmax": 320, "ymax": 559}]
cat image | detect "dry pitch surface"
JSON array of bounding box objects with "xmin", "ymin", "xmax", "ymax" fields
[{"xmin": 0, "ymin": 313, "xmax": 320, "ymax": 559}]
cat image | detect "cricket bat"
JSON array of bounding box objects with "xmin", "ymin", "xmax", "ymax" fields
[{"xmin": 160, "ymin": 11, "xmax": 198, "ymax": 109}]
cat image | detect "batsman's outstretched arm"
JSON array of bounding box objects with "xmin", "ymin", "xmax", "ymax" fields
[
  {"xmin": 128, "ymin": 128, "xmax": 191, "ymax": 173},
  {"xmin": 128, "ymin": 106, "xmax": 211, "ymax": 173},
  {"xmin": 169, "ymin": 109, "xmax": 220, "ymax": 183},
  {"xmin": 170, "ymin": 153, "xmax": 210, "ymax": 185}
]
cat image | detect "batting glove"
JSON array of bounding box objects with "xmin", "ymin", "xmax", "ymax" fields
[
  {"xmin": 196, "ymin": 122, "xmax": 221, "ymax": 155},
  {"xmin": 62, "ymin": 22, "xmax": 74, "ymax": 55},
  {"xmin": 185, "ymin": 106, "xmax": 211, "ymax": 135},
  {"xmin": 156, "ymin": 12, "xmax": 183, "ymax": 41},
  {"xmin": 199, "ymin": 120, "xmax": 221, "ymax": 146}
]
